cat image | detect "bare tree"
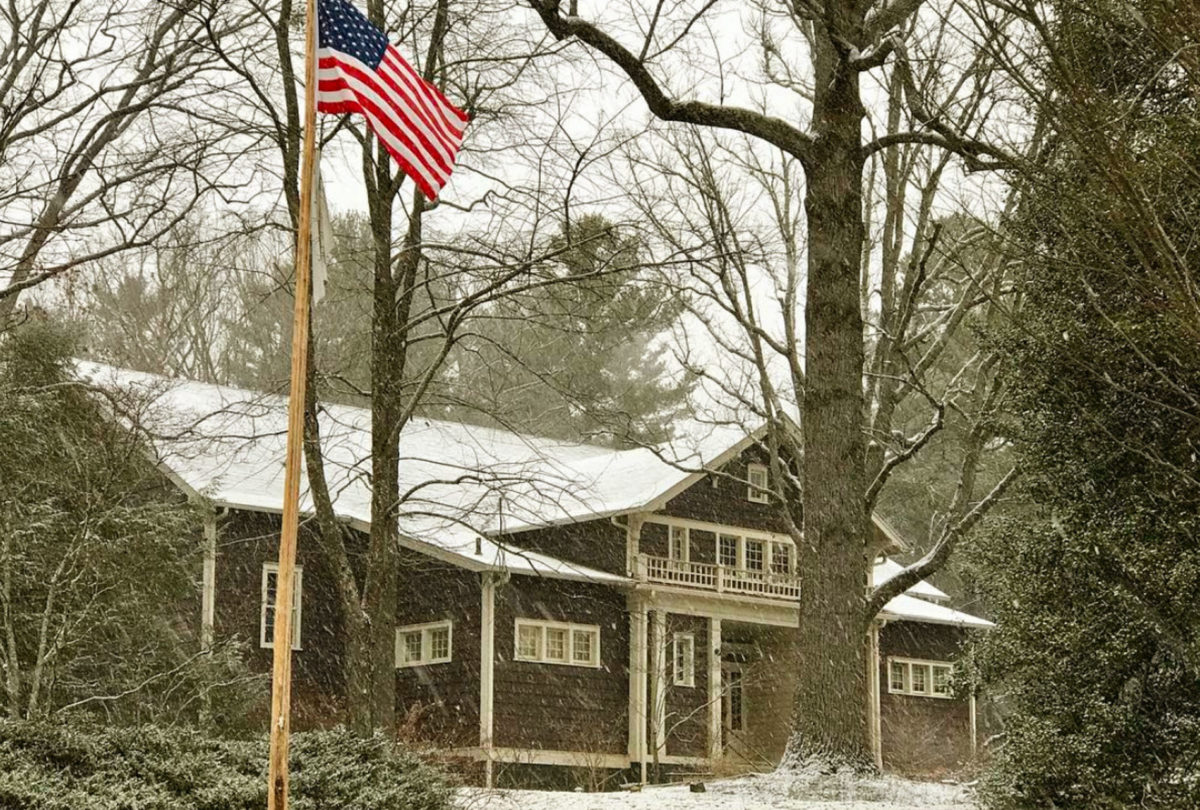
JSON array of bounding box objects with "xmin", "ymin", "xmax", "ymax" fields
[
  {"xmin": 527, "ymin": 0, "xmax": 1024, "ymax": 759},
  {"xmin": 198, "ymin": 0, "xmax": 665, "ymax": 732},
  {"xmin": 0, "ymin": 0, "xmax": 250, "ymax": 325}
]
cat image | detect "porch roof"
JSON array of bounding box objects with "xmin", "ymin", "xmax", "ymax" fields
[
  {"xmin": 873, "ymin": 558, "xmax": 950, "ymax": 602},
  {"xmin": 880, "ymin": 593, "xmax": 994, "ymax": 629}
]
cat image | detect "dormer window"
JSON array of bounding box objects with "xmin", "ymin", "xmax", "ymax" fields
[{"xmin": 747, "ymin": 463, "xmax": 770, "ymax": 503}]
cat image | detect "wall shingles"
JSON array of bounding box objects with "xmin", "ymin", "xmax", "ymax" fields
[
  {"xmin": 492, "ymin": 576, "xmax": 629, "ymax": 755},
  {"xmin": 879, "ymin": 621, "xmax": 977, "ymax": 774},
  {"xmin": 395, "ymin": 550, "xmax": 482, "ymax": 747}
]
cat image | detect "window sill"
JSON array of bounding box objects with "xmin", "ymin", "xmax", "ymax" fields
[{"xmin": 513, "ymin": 656, "xmax": 601, "ymax": 669}]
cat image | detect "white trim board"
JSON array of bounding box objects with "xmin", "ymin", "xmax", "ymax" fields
[
  {"xmin": 446, "ymin": 747, "xmax": 710, "ymax": 769},
  {"xmin": 641, "ymin": 514, "xmax": 795, "ymax": 545},
  {"xmin": 636, "ymin": 584, "xmax": 801, "ymax": 628}
]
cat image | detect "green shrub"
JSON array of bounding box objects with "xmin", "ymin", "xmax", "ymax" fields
[{"xmin": 0, "ymin": 721, "xmax": 453, "ymax": 810}]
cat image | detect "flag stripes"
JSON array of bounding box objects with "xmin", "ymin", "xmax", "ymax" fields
[{"xmin": 315, "ymin": 0, "xmax": 468, "ymax": 200}]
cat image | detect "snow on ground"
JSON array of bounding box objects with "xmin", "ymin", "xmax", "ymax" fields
[{"xmin": 457, "ymin": 768, "xmax": 976, "ymax": 810}]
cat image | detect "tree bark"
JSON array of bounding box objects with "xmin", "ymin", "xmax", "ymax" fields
[{"xmin": 790, "ymin": 35, "xmax": 871, "ymax": 763}]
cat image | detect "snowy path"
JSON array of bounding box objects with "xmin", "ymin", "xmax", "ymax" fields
[{"xmin": 457, "ymin": 771, "xmax": 976, "ymax": 810}]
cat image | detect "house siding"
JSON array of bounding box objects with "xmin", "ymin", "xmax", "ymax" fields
[
  {"xmin": 493, "ymin": 575, "xmax": 629, "ymax": 756},
  {"xmin": 205, "ymin": 477, "xmax": 973, "ymax": 780},
  {"xmin": 662, "ymin": 613, "xmax": 710, "ymax": 758},
  {"xmin": 394, "ymin": 550, "xmax": 482, "ymax": 747},
  {"xmin": 213, "ymin": 510, "xmax": 349, "ymax": 728},
  {"xmin": 502, "ymin": 519, "xmax": 626, "ymax": 576},
  {"xmin": 879, "ymin": 621, "xmax": 976, "ymax": 774},
  {"xmin": 657, "ymin": 448, "xmax": 792, "ymax": 536}
]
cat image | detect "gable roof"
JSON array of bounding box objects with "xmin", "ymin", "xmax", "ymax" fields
[
  {"xmin": 81, "ymin": 364, "xmax": 973, "ymax": 623},
  {"xmin": 82, "ymin": 362, "xmax": 630, "ymax": 584}
]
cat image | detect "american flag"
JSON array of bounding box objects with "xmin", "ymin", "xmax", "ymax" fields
[{"xmin": 316, "ymin": 0, "xmax": 468, "ymax": 200}]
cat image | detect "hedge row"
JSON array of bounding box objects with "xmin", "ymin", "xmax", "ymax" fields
[{"xmin": 0, "ymin": 721, "xmax": 453, "ymax": 810}]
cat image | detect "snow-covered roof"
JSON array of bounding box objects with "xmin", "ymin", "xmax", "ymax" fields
[
  {"xmin": 79, "ymin": 364, "xmax": 953, "ymax": 602},
  {"xmin": 873, "ymin": 558, "xmax": 950, "ymax": 602},
  {"xmin": 880, "ymin": 593, "xmax": 994, "ymax": 629},
  {"xmin": 80, "ymin": 362, "xmax": 633, "ymax": 584}
]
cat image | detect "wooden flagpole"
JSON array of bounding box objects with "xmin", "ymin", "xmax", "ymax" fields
[{"xmin": 266, "ymin": 0, "xmax": 319, "ymax": 805}]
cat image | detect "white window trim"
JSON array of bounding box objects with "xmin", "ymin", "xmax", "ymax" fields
[
  {"xmin": 769, "ymin": 540, "xmax": 794, "ymax": 575},
  {"xmin": 743, "ymin": 537, "xmax": 766, "ymax": 571},
  {"xmin": 718, "ymin": 533, "xmax": 739, "ymax": 568},
  {"xmin": 669, "ymin": 525, "xmax": 690, "ymax": 563},
  {"xmin": 747, "ymin": 463, "xmax": 770, "ymax": 503},
  {"xmin": 715, "ymin": 531, "xmax": 796, "ymax": 575},
  {"xmin": 673, "ymin": 632, "xmax": 696, "ymax": 687},
  {"xmin": 887, "ymin": 656, "xmax": 954, "ymax": 699},
  {"xmin": 514, "ymin": 618, "xmax": 601, "ymax": 668},
  {"xmin": 395, "ymin": 619, "xmax": 454, "ymax": 668},
  {"xmin": 644, "ymin": 515, "xmax": 791, "ymax": 545},
  {"xmin": 260, "ymin": 563, "xmax": 303, "ymax": 651}
]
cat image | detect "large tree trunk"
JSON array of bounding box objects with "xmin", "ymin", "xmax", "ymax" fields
[
  {"xmin": 790, "ymin": 34, "xmax": 871, "ymax": 764},
  {"xmin": 356, "ymin": 152, "xmax": 403, "ymax": 735}
]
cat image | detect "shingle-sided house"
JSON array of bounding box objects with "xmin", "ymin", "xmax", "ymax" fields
[{"xmin": 86, "ymin": 363, "xmax": 992, "ymax": 783}]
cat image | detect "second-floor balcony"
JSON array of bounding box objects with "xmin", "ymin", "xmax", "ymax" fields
[{"xmin": 637, "ymin": 553, "xmax": 801, "ymax": 600}]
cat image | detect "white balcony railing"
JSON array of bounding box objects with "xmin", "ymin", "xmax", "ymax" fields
[{"xmin": 639, "ymin": 554, "xmax": 800, "ymax": 600}]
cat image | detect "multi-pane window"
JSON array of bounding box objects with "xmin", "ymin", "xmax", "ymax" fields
[
  {"xmin": 911, "ymin": 664, "xmax": 927, "ymax": 693},
  {"xmin": 261, "ymin": 563, "xmax": 303, "ymax": 650},
  {"xmin": 770, "ymin": 541, "xmax": 793, "ymax": 574},
  {"xmin": 546, "ymin": 627, "xmax": 568, "ymax": 662},
  {"xmin": 514, "ymin": 619, "xmax": 600, "ymax": 667},
  {"xmin": 429, "ymin": 625, "xmax": 450, "ymax": 659},
  {"xmin": 744, "ymin": 539, "xmax": 765, "ymax": 571},
  {"xmin": 571, "ymin": 629, "xmax": 595, "ymax": 665},
  {"xmin": 673, "ymin": 633, "xmax": 696, "ymax": 687},
  {"xmin": 517, "ymin": 623, "xmax": 541, "ymax": 659},
  {"xmin": 932, "ymin": 665, "xmax": 951, "ymax": 696},
  {"xmin": 716, "ymin": 532, "xmax": 795, "ymax": 576},
  {"xmin": 719, "ymin": 534, "xmax": 738, "ymax": 567},
  {"xmin": 888, "ymin": 657, "xmax": 953, "ymax": 699},
  {"xmin": 669, "ymin": 525, "xmax": 690, "ymax": 562},
  {"xmin": 406, "ymin": 631, "xmax": 424, "ymax": 660},
  {"xmin": 747, "ymin": 463, "xmax": 770, "ymax": 503},
  {"xmin": 727, "ymin": 669, "xmax": 745, "ymax": 731},
  {"xmin": 395, "ymin": 620, "xmax": 453, "ymax": 667}
]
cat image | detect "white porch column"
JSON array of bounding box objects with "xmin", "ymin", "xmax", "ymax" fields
[
  {"xmin": 480, "ymin": 572, "xmax": 496, "ymax": 788},
  {"xmin": 650, "ymin": 610, "xmax": 668, "ymax": 762},
  {"xmin": 626, "ymin": 514, "xmax": 645, "ymax": 577},
  {"xmin": 201, "ymin": 510, "xmax": 217, "ymax": 651},
  {"xmin": 627, "ymin": 594, "xmax": 647, "ymax": 766},
  {"xmin": 868, "ymin": 622, "xmax": 883, "ymax": 770},
  {"xmin": 707, "ymin": 616, "xmax": 722, "ymax": 762}
]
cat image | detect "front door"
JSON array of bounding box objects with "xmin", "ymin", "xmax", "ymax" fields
[{"xmin": 722, "ymin": 663, "xmax": 748, "ymax": 753}]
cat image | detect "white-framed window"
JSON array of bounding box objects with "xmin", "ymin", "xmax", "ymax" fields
[
  {"xmin": 673, "ymin": 632, "xmax": 696, "ymax": 687},
  {"xmin": 261, "ymin": 563, "xmax": 302, "ymax": 650},
  {"xmin": 669, "ymin": 525, "xmax": 690, "ymax": 562},
  {"xmin": 888, "ymin": 657, "xmax": 953, "ymax": 699},
  {"xmin": 514, "ymin": 619, "xmax": 600, "ymax": 667},
  {"xmin": 770, "ymin": 541, "xmax": 793, "ymax": 575},
  {"xmin": 747, "ymin": 463, "xmax": 770, "ymax": 503},
  {"xmin": 395, "ymin": 620, "xmax": 453, "ymax": 667},
  {"xmin": 744, "ymin": 538, "xmax": 765, "ymax": 571},
  {"xmin": 718, "ymin": 534, "xmax": 738, "ymax": 567},
  {"xmin": 715, "ymin": 532, "xmax": 795, "ymax": 575}
]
